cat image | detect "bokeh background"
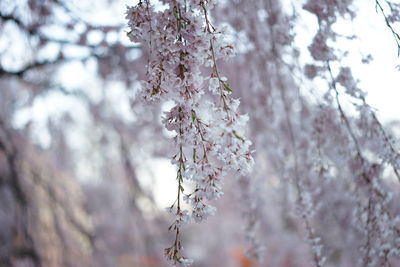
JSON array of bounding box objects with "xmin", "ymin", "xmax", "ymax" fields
[{"xmin": 1, "ymin": 0, "xmax": 400, "ymax": 266}]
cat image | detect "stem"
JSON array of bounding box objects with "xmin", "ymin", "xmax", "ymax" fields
[
  {"xmin": 201, "ymin": 2, "xmax": 231, "ymax": 112},
  {"xmin": 375, "ymin": 0, "xmax": 400, "ymax": 56}
]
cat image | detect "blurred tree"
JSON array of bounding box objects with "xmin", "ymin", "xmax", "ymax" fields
[{"xmin": 0, "ymin": 118, "xmax": 94, "ymax": 266}]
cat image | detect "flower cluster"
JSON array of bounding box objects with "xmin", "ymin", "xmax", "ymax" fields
[{"xmin": 126, "ymin": 0, "xmax": 254, "ymax": 265}]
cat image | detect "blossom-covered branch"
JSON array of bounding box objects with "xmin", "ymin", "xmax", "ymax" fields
[{"xmin": 126, "ymin": 0, "xmax": 254, "ymax": 265}]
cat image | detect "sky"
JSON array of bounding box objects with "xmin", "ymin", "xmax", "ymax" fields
[{"xmin": 294, "ymin": 0, "xmax": 400, "ymax": 122}]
